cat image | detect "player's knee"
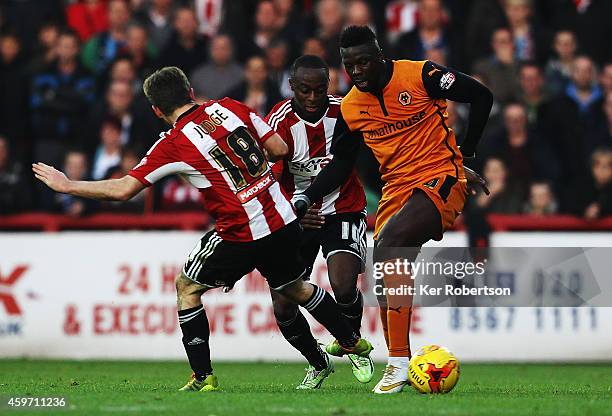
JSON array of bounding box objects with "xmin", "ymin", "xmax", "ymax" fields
[
  {"xmin": 271, "ymin": 294, "xmax": 298, "ymax": 322},
  {"xmin": 277, "ymin": 280, "xmax": 311, "ymax": 305},
  {"xmin": 330, "ymin": 280, "xmax": 357, "ymax": 305}
]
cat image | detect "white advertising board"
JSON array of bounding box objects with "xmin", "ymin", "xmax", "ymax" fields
[{"xmin": 1, "ymin": 231, "xmax": 611, "ymax": 361}]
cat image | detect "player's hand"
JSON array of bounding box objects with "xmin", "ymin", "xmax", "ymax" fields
[
  {"xmin": 32, "ymin": 162, "xmax": 71, "ymax": 193},
  {"xmin": 464, "ymin": 166, "xmax": 489, "ymax": 196},
  {"xmin": 300, "ymin": 208, "xmax": 325, "ymax": 229},
  {"xmin": 291, "ymin": 194, "xmax": 311, "ymax": 219}
]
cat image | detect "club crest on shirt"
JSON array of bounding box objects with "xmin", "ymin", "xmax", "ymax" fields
[
  {"xmin": 440, "ymin": 72, "xmax": 456, "ymax": 90},
  {"xmin": 398, "ymin": 91, "xmax": 412, "ymax": 106}
]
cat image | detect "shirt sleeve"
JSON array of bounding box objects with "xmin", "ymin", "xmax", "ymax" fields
[
  {"xmin": 270, "ymin": 160, "xmax": 284, "ymax": 180},
  {"xmin": 330, "ymin": 110, "xmax": 363, "ymax": 157},
  {"xmin": 128, "ymin": 136, "xmax": 184, "ymax": 186},
  {"xmin": 421, "ymin": 60, "xmax": 493, "ymax": 157},
  {"xmin": 249, "ymin": 112, "xmax": 275, "ymax": 144},
  {"xmin": 303, "ymin": 109, "xmax": 360, "ymax": 202}
]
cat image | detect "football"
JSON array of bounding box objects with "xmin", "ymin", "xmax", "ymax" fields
[{"xmin": 408, "ymin": 345, "xmax": 460, "ymax": 394}]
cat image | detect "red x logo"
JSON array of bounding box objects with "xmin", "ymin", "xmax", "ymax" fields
[{"xmin": 0, "ymin": 265, "xmax": 28, "ymax": 315}]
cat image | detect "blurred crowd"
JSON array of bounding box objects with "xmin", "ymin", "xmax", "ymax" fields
[{"xmin": 0, "ymin": 0, "xmax": 611, "ymax": 221}]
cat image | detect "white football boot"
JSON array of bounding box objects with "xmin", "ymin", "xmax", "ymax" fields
[{"xmin": 373, "ymin": 357, "xmax": 410, "ymax": 394}]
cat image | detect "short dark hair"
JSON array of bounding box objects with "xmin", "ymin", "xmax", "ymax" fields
[
  {"xmin": 340, "ymin": 25, "xmax": 377, "ymax": 49},
  {"xmin": 58, "ymin": 28, "xmax": 80, "ymax": 43},
  {"xmin": 289, "ymin": 55, "xmax": 329, "ymax": 79},
  {"xmin": 519, "ymin": 60, "xmax": 542, "ymax": 72},
  {"xmin": 143, "ymin": 67, "xmax": 192, "ymax": 116}
]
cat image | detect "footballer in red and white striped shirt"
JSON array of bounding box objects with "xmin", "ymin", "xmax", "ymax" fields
[
  {"xmin": 264, "ymin": 55, "xmax": 373, "ymax": 388},
  {"xmin": 267, "ymin": 97, "xmax": 366, "ymax": 216},
  {"xmin": 33, "ymin": 66, "xmax": 373, "ymax": 390},
  {"xmin": 129, "ymin": 97, "xmax": 295, "ymax": 242}
]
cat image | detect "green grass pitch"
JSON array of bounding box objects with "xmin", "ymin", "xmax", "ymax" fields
[{"xmin": 1, "ymin": 360, "xmax": 611, "ymax": 415}]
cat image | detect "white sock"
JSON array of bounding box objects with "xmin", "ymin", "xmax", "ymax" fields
[{"xmin": 388, "ymin": 356, "xmax": 409, "ymax": 369}]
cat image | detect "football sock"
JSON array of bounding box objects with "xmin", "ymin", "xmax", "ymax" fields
[
  {"xmin": 276, "ymin": 311, "xmax": 328, "ymax": 371},
  {"xmin": 337, "ymin": 290, "xmax": 363, "ymax": 336},
  {"xmin": 178, "ymin": 305, "xmax": 213, "ymax": 380},
  {"xmin": 387, "ymin": 306, "xmax": 412, "ymax": 358},
  {"xmin": 379, "ymin": 306, "xmax": 390, "ymax": 349},
  {"xmin": 302, "ymin": 284, "xmax": 359, "ymax": 349}
]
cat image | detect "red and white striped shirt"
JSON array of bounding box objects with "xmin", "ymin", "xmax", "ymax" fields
[
  {"xmin": 265, "ymin": 96, "xmax": 366, "ymax": 216},
  {"xmin": 129, "ymin": 99, "xmax": 296, "ymax": 242}
]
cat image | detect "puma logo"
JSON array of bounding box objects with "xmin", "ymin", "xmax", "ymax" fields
[
  {"xmin": 388, "ymin": 306, "xmax": 402, "ymax": 313},
  {"xmin": 360, "ymin": 109, "xmax": 370, "ymax": 116},
  {"xmin": 428, "ymin": 67, "xmax": 441, "ymax": 77}
]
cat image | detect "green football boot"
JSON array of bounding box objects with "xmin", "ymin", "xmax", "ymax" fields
[
  {"xmin": 326, "ymin": 338, "xmax": 374, "ymax": 358},
  {"xmin": 296, "ymin": 354, "xmax": 335, "ymax": 390},
  {"xmin": 348, "ymin": 353, "xmax": 375, "ymax": 383},
  {"xmin": 179, "ymin": 373, "xmax": 219, "ymax": 392}
]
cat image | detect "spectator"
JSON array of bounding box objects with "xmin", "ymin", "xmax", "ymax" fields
[
  {"xmin": 101, "ymin": 146, "xmax": 146, "ymax": 212},
  {"xmin": 273, "ymin": 0, "xmax": 309, "ymax": 53},
  {"xmin": 471, "ymin": 157, "xmax": 524, "ymax": 214},
  {"xmin": 564, "ymin": 147, "xmax": 612, "ymax": 219},
  {"xmin": 81, "ymin": 0, "xmax": 131, "ymax": 75},
  {"xmin": 393, "ymin": 0, "xmax": 456, "ymax": 67},
  {"xmin": 89, "ymin": 80, "xmax": 159, "ymax": 155},
  {"xmin": 29, "ymin": 20, "xmax": 61, "ymax": 73},
  {"xmin": 0, "ymin": 136, "xmax": 31, "ymax": 214},
  {"xmin": 586, "ymin": 93, "xmax": 612, "ymax": 155},
  {"xmin": 0, "ymin": 33, "xmax": 29, "ymax": 155},
  {"xmin": 66, "ymin": 0, "xmax": 109, "ymax": 42},
  {"xmin": 518, "ymin": 61, "xmax": 551, "ymax": 127},
  {"xmin": 546, "ymin": 55, "xmax": 604, "ymax": 181},
  {"xmin": 135, "ymin": 0, "xmax": 174, "ymax": 52},
  {"xmin": 600, "ymin": 63, "xmax": 612, "ymax": 97},
  {"xmin": 31, "ymin": 30, "xmax": 96, "ymax": 166},
  {"xmin": 105, "ymin": 145, "xmax": 142, "ymax": 180},
  {"xmin": 159, "ymin": 7, "xmax": 208, "ymax": 76},
  {"xmin": 191, "ymin": 34, "xmax": 243, "ymax": 100},
  {"xmin": 124, "ymin": 23, "xmax": 156, "ymax": 80},
  {"xmin": 302, "ymin": 37, "xmax": 327, "ymax": 61},
  {"xmin": 316, "ymin": 0, "xmax": 345, "ymax": 67},
  {"xmin": 544, "ymin": 30, "xmax": 577, "ymax": 97},
  {"xmin": 92, "ymin": 117, "xmax": 122, "ymax": 180},
  {"xmin": 464, "ymin": 0, "xmax": 507, "ymax": 68},
  {"xmin": 346, "ymin": 0, "xmax": 375, "ymax": 31},
  {"xmin": 109, "ymin": 56, "xmax": 138, "ymax": 88},
  {"xmin": 481, "ymin": 103, "xmax": 559, "ymax": 188},
  {"xmin": 45, "ymin": 150, "xmax": 97, "ymax": 215},
  {"xmin": 503, "ymin": 0, "xmax": 548, "ymax": 64},
  {"xmin": 523, "ymin": 181, "xmax": 557, "ymax": 216},
  {"xmin": 265, "ymin": 39, "xmax": 291, "ymax": 98},
  {"xmin": 228, "ymin": 55, "xmax": 281, "ymax": 116},
  {"xmin": 238, "ymin": 0, "xmax": 281, "ymax": 61},
  {"xmin": 473, "ymin": 28, "xmax": 520, "ymax": 104}
]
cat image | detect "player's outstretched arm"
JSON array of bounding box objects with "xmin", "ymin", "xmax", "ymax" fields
[
  {"xmin": 294, "ymin": 112, "xmax": 360, "ymax": 217},
  {"xmin": 32, "ymin": 162, "xmax": 145, "ymax": 201},
  {"xmin": 421, "ymin": 61, "xmax": 493, "ymax": 158}
]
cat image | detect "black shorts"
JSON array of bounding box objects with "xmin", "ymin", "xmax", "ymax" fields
[
  {"xmin": 301, "ymin": 212, "xmax": 367, "ymax": 277},
  {"xmin": 182, "ymin": 221, "xmax": 307, "ymax": 291}
]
